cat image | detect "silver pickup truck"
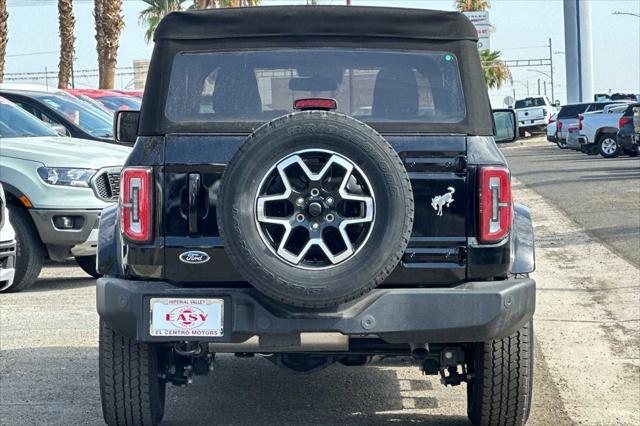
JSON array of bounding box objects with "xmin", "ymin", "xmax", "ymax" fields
[
  {"xmin": 0, "ymin": 96, "xmax": 130, "ymax": 292},
  {"xmin": 575, "ymin": 103, "xmax": 629, "ymax": 157}
]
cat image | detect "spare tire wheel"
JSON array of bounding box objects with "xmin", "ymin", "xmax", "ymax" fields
[{"xmin": 218, "ymin": 112, "xmax": 414, "ymax": 308}]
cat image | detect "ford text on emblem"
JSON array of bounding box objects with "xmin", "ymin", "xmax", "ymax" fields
[{"xmin": 179, "ymin": 251, "xmax": 211, "ymax": 264}]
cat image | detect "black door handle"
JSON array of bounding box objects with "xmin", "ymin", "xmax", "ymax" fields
[{"xmin": 188, "ymin": 173, "xmax": 201, "ymax": 234}]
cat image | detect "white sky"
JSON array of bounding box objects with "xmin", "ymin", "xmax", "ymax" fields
[{"xmin": 5, "ymin": 0, "xmax": 640, "ymax": 106}]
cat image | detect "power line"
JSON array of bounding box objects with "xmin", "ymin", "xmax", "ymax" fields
[{"xmin": 7, "ymin": 50, "xmax": 58, "ymax": 58}]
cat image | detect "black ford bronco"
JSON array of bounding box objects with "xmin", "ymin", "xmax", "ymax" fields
[{"xmin": 97, "ymin": 6, "xmax": 535, "ymax": 425}]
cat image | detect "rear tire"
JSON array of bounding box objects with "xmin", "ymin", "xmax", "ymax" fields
[
  {"xmin": 467, "ymin": 319, "xmax": 534, "ymax": 426},
  {"xmin": 598, "ymin": 134, "xmax": 620, "ymax": 158},
  {"xmin": 99, "ymin": 320, "xmax": 166, "ymax": 426},
  {"xmin": 2, "ymin": 206, "xmax": 44, "ymax": 293},
  {"xmin": 75, "ymin": 255, "xmax": 102, "ymax": 279}
]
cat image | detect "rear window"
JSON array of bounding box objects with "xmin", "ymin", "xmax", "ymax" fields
[
  {"xmin": 514, "ymin": 97, "xmax": 546, "ymax": 109},
  {"xmin": 165, "ymin": 48, "xmax": 466, "ymax": 125},
  {"xmin": 558, "ymin": 104, "xmax": 589, "ymax": 118}
]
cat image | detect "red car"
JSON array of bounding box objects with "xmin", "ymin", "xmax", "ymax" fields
[
  {"xmin": 111, "ymin": 89, "xmax": 144, "ymax": 99},
  {"xmin": 65, "ymin": 88, "xmax": 142, "ymax": 112}
]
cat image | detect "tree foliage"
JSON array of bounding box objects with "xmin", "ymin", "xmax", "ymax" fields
[
  {"xmin": 455, "ymin": 0, "xmax": 490, "ymax": 12},
  {"xmin": 139, "ymin": 0, "xmax": 188, "ymax": 43},
  {"xmin": 480, "ymin": 50, "xmax": 512, "ymax": 89},
  {"xmin": 192, "ymin": 0, "xmax": 260, "ymax": 8}
]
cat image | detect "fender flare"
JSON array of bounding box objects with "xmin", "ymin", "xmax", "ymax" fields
[
  {"xmin": 97, "ymin": 204, "xmax": 123, "ymax": 276},
  {"xmin": 510, "ymin": 203, "xmax": 535, "ymax": 274}
]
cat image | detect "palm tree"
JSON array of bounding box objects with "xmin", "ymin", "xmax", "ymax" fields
[
  {"xmin": 57, "ymin": 0, "xmax": 75, "ymax": 89},
  {"xmin": 0, "ymin": 0, "xmax": 8, "ymax": 84},
  {"xmin": 139, "ymin": 0, "xmax": 187, "ymax": 43},
  {"xmin": 455, "ymin": 0, "xmax": 490, "ymax": 12},
  {"xmin": 94, "ymin": 0, "xmax": 124, "ymax": 89},
  {"xmin": 480, "ymin": 50, "xmax": 511, "ymax": 89},
  {"xmin": 455, "ymin": 0, "xmax": 511, "ymax": 89}
]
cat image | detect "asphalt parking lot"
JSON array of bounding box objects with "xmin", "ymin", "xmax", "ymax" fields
[
  {"xmin": 1, "ymin": 136, "xmax": 639, "ymax": 425},
  {"xmin": 501, "ymin": 138, "xmax": 640, "ymax": 267}
]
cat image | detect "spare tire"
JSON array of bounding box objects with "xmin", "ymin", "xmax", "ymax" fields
[{"xmin": 218, "ymin": 112, "xmax": 413, "ymax": 308}]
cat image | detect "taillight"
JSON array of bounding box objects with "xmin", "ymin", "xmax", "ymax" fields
[
  {"xmin": 619, "ymin": 116, "xmax": 631, "ymax": 128},
  {"xmin": 478, "ymin": 166, "xmax": 512, "ymax": 243},
  {"xmin": 549, "ymin": 116, "xmax": 556, "ymax": 124},
  {"xmin": 578, "ymin": 114, "xmax": 584, "ymax": 130},
  {"xmin": 557, "ymin": 120, "xmax": 563, "ymax": 131},
  {"xmin": 120, "ymin": 167, "xmax": 153, "ymax": 242},
  {"xmin": 543, "ymin": 108, "xmax": 548, "ymax": 116}
]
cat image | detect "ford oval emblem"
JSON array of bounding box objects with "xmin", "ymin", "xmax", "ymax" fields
[{"xmin": 179, "ymin": 251, "xmax": 210, "ymax": 264}]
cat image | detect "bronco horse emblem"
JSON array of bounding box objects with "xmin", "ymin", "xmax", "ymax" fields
[{"xmin": 431, "ymin": 187, "xmax": 455, "ymax": 216}]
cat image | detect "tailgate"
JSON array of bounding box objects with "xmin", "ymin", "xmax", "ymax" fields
[
  {"xmin": 517, "ymin": 108, "xmax": 544, "ymax": 121},
  {"xmin": 162, "ymin": 134, "xmax": 468, "ymax": 286}
]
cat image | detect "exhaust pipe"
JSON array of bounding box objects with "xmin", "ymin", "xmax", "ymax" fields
[
  {"xmin": 410, "ymin": 343, "xmax": 430, "ymax": 360},
  {"xmin": 208, "ymin": 333, "xmax": 348, "ymax": 353}
]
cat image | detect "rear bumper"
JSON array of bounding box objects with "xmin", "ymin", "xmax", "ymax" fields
[
  {"xmin": 97, "ymin": 277, "xmax": 536, "ymax": 345},
  {"xmin": 519, "ymin": 118, "xmax": 547, "ymax": 128}
]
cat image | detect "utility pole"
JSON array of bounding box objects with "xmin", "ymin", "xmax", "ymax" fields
[
  {"xmin": 347, "ymin": 0, "xmax": 352, "ymax": 5},
  {"xmin": 163, "ymin": 0, "xmax": 169, "ymax": 15},
  {"xmin": 548, "ymin": 38, "xmax": 555, "ymax": 103},
  {"xmin": 537, "ymin": 79, "xmax": 541, "ymax": 95}
]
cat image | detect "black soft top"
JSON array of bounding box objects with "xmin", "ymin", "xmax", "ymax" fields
[
  {"xmin": 154, "ymin": 6, "xmax": 478, "ymax": 42},
  {"xmin": 140, "ymin": 6, "xmax": 493, "ymax": 136}
]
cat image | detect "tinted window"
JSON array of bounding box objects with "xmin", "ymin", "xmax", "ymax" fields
[
  {"xmin": 98, "ymin": 96, "xmax": 142, "ymax": 111},
  {"xmin": 165, "ymin": 49, "xmax": 466, "ymax": 124},
  {"xmin": 558, "ymin": 103, "xmax": 589, "ymax": 118},
  {"xmin": 0, "ymin": 98, "xmax": 59, "ymax": 138},
  {"xmin": 514, "ymin": 97, "xmax": 546, "ymax": 109},
  {"xmin": 33, "ymin": 93, "xmax": 114, "ymax": 138}
]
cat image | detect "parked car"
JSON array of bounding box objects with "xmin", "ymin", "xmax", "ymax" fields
[
  {"xmin": 0, "ymin": 183, "xmax": 17, "ymax": 292},
  {"xmin": 576, "ymin": 103, "xmax": 629, "ymax": 157},
  {"xmin": 66, "ymin": 88, "xmax": 142, "ymax": 112},
  {"xmin": 547, "ymin": 112, "xmax": 558, "ymax": 143},
  {"xmin": 616, "ymin": 103, "xmax": 640, "ymax": 156},
  {"xmin": 96, "ymin": 7, "xmax": 536, "ymax": 426},
  {"xmin": 111, "ymin": 89, "xmax": 144, "ymax": 99},
  {"xmin": 634, "ymin": 106, "xmax": 640, "ymax": 146},
  {"xmin": 0, "ymin": 96, "xmax": 130, "ymax": 292},
  {"xmin": 594, "ymin": 92, "xmax": 638, "ymax": 102},
  {"xmin": 565, "ymin": 123, "xmax": 582, "ymax": 150},
  {"xmin": 0, "ymin": 89, "xmax": 115, "ymax": 143},
  {"xmin": 554, "ymin": 101, "xmax": 631, "ymax": 147},
  {"xmin": 513, "ymin": 96, "xmax": 556, "ymax": 136}
]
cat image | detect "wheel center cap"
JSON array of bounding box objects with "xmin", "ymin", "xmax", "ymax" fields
[{"xmin": 308, "ymin": 202, "xmax": 323, "ymax": 217}]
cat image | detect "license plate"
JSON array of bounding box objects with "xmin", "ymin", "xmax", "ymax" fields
[{"xmin": 150, "ymin": 298, "xmax": 223, "ymax": 337}]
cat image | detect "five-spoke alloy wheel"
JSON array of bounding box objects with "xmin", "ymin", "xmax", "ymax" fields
[{"xmin": 256, "ymin": 150, "xmax": 375, "ymax": 269}]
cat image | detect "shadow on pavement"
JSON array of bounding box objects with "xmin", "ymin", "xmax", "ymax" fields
[
  {"xmin": 25, "ymin": 276, "xmax": 96, "ymax": 292},
  {"xmin": 0, "ymin": 347, "xmax": 469, "ymax": 426}
]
